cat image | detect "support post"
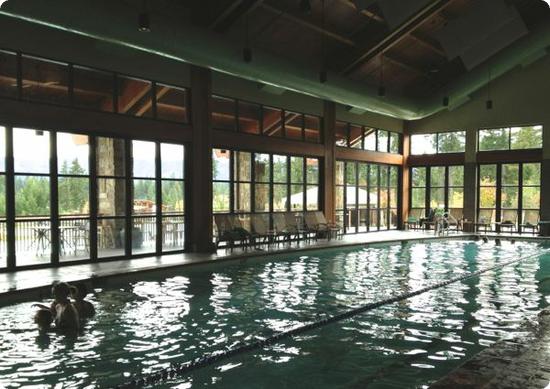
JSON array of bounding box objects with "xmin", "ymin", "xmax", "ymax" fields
[
  {"xmin": 400, "ymin": 127, "xmax": 410, "ymax": 228},
  {"xmin": 463, "ymin": 128, "xmax": 477, "ymax": 223},
  {"xmin": 322, "ymin": 101, "xmax": 336, "ymax": 222},
  {"xmin": 540, "ymin": 121, "xmax": 550, "ymax": 222},
  {"xmin": 189, "ymin": 65, "xmax": 215, "ymax": 252}
]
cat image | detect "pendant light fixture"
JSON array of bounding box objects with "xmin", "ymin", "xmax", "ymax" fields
[
  {"xmin": 243, "ymin": 14, "xmax": 252, "ymax": 63},
  {"xmin": 138, "ymin": 0, "xmax": 150, "ymax": 32},
  {"xmin": 300, "ymin": 0, "xmax": 312, "ymax": 14},
  {"xmin": 378, "ymin": 55, "xmax": 385, "ymax": 96},
  {"xmin": 319, "ymin": 0, "xmax": 327, "ymax": 83},
  {"xmin": 486, "ymin": 64, "xmax": 493, "ymax": 110}
]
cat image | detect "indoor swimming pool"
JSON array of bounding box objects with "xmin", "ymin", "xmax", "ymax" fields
[{"xmin": 1, "ymin": 238, "xmax": 549, "ymax": 388}]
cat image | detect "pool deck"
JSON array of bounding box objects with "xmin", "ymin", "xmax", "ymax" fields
[
  {"xmin": 430, "ymin": 309, "xmax": 550, "ymax": 389},
  {"xmin": 0, "ymin": 230, "xmax": 472, "ymax": 303}
]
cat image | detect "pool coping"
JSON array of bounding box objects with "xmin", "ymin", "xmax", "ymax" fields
[
  {"xmin": 429, "ymin": 307, "xmax": 550, "ymax": 388},
  {"xmin": 0, "ymin": 233, "xmax": 478, "ymax": 306},
  {"xmin": 3, "ymin": 232, "xmax": 550, "ymax": 307}
]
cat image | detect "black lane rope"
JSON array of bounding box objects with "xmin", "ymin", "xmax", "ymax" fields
[{"xmin": 115, "ymin": 249, "xmax": 547, "ymax": 389}]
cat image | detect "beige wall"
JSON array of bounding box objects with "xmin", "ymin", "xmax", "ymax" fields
[{"xmin": 406, "ymin": 54, "xmax": 550, "ymax": 139}]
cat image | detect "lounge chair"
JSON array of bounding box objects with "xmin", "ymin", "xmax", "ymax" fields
[
  {"xmin": 229, "ymin": 214, "xmax": 253, "ymax": 248},
  {"xmin": 494, "ymin": 209, "xmax": 518, "ymax": 233},
  {"xmin": 272, "ymin": 213, "xmax": 291, "ymax": 244},
  {"xmin": 214, "ymin": 214, "xmax": 236, "ymax": 249},
  {"xmin": 474, "ymin": 209, "xmax": 493, "ymax": 233},
  {"xmin": 251, "ymin": 214, "xmax": 275, "ymax": 248},
  {"xmin": 283, "ymin": 212, "xmax": 303, "ymax": 241},
  {"xmin": 420, "ymin": 208, "xmax": 436, "ymax": 230},
  {"xmin": 313, "ymin": 211, "xmax": 341, "ymax": 240},
  {"xmin": 448, "ymin": 208, "xmax": 463, "ymax": 231},
  {"xmin": 520, "ymin": 210, "xmax": 539, "ymax": 235},
  {"xmin": 404, "ymin": 208, "xmax": 423, "ymax": 230}
]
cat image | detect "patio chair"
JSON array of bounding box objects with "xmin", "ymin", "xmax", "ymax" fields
[
  {"xmin": 495, "ymin": 210, "xmax": 518, "ymax": 233},
  {"xmin": 284, "ymin": 212, "xmax": 306, "ymax": 241},
  {"xmin": 214, "ymin": 214, "xmax": 236, "ymax": 249},
  {"xmin": 474, "ymin": 209, "xmax": 494, "ymax": 233},
  {"xmin": 250, "ymin": 214, "xmax": 275, "ymax": 248},
  {"xmin": 404, "ymin": 209, "xmax": 423, "ymax": 230},
  {"xmin": 304, "ymin": 211, "xmax": 325, "ymax": 240},
  {"xmin": 313, "ymin": 211, "xmax": 341, "ymax": 240},
  {"xmin": 448, "ymin": 208, "xmax": 464, "ymax": 231},
  {"xmin": 229, "ymin": 214, "xmax": 253, "ymax": 248},
  {"xmin": 420, "ymin": 208, "xmax": 437, "ymax": 230},
  {"xmin": 520, "ymin": 210, "xmax": 539, "ymax": 235},
  {"xmin": 272, "ymin": 213, "xmax": 291, "ymax": 245}
]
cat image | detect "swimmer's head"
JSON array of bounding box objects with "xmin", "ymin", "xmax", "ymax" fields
[
  {"xmin": 51, "ymin": 282, "xmax": 71, "ymax": 301},
  {"xmin": 34, "ymin": 309, "xmax": 53, "ymax": 330}
]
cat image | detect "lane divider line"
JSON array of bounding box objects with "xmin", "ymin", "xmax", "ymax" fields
[{"xmin": 115, "ymin": 249, "xmax": 548, "ymax": 389}]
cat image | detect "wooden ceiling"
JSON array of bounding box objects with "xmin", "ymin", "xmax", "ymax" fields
[{"xmin": 131, "ymin": 0, "xmax": 550, "ymax": 99}]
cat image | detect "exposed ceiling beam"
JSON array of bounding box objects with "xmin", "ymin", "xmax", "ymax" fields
[
  {"xmin": 341, "ymin": 0, "xmax": 453, "ymax": 75},
  {"xmin": 384, "ymin": 54, "xmax": 429, "ymax": 78},
  {"xmin": 210, "ymin": 0, "xmax": 264, "ymax": 33},
  {"xmin": 408, "ymin": 33, "xmax": 446, "ymax": 56},
  {"xmin": 339, "ymin": 0, "xmax": 446, "ymax": 58},
  {"xmin": 260, "ymin": 2, "xmax": 432, "ymax": 78},
  {"xmin": 260, "ymin": 3, "xmax": 356, "ymax": 47}
]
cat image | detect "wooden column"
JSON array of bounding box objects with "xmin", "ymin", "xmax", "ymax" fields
[
  {"xmin": 399, "ymin": 127, "xmax": 410, "ymax": 228},
  {"xmin": 189, "ymin": 65, "xmax": 215, "ymax": 252},
  {"xmin": 540, "ymin": 121, "xmax": 550, "ymax": 221},
  {"xmin": 323, "ymin": 101, "xmax": 336, "ymax": 222},
  {"xmin": 463, "ymin": 128, "xmax": 478, "ymax": 223}
]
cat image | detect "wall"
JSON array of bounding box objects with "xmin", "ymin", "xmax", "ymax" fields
[{"xmin": 407, "ymin": 54, "xmax": 550, "ymax": 136}]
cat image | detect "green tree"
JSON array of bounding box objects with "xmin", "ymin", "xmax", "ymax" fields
[
  {"xmin": 479, "ymin": 129, "xmax": 509, "ymax": 151},
  {"xmin": 15, "ymin": 176, "xmax": 50, "ymax": 216},
  {"xmin": 58, "ymin": 159, "xmax": 88, "ymax": 215}
]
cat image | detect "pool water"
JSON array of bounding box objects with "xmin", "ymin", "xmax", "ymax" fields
[{"xmin": 1, "ymin": 239, "xmax": 549, "ymax": 388}]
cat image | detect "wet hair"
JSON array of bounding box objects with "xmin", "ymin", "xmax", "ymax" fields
[
  {"xmin": 70, "ymin": 283, "xmax": 88, "ymax": 300},
  {"xmin": 34, "ymin": 309, "xmax": 53, "ymax": 329},
  {"xmin": 52, "ymin": 282, "xmax": 71, "ymax": 300}
]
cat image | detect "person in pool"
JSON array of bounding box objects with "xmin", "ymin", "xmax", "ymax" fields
[
  {"xmin": 70, "ymin": 283, "xmax": 95, "ymax": 319},
  {"xmin": 33, "ymin": 282, "xmax": 79, "ymax": 331},
  {"xmin": 33, "ymin": 308, "xmax": 53, "ymax": 332}
]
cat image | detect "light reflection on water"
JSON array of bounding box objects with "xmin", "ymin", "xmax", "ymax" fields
[{"xmin": 0, "ymin": 240, "xmax": 548, "ymax": 388}]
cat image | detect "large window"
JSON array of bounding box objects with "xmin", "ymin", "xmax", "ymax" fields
[
  {"xmin": 211, "ymin": 96, "xmax": 322, "ymax": 143},
  {"xmin": 478, "ymin": 126, "xmax": 542, "ymax": 151},
  {"xmin": 409, "ymin": 165, "xmax": 464, "ymax": 220},
  {"xmin": 335, "ymin": 160, "xmax": 399, "ymax": 234},
  {"xmin": 335, "ymin": 121, "xmax": 400, "ymax": 154},
  {"xmin": 212, "ymin": 149, "xmax": 320, "ymax": 229},
  {"xmin": 0, "ymin": 126, "xmax": 187, "ymax": 270},
  {"xmin": 0, "ymin": 49, "xmax": 189, "ymax": 123},
  {"xmin": 97, "ymin": 137, "xmax": 126, "ymax": 258},
  {"xmin": 57, "ymin": 132, "xmax": 90, "ymax": 262},
  {"xmin": 410, "ymin": 131, "xmax": 466, "ymax": 155},
  {"xmin": 477, "ymin": 162, "xmax": 540, "ymax": 230}
]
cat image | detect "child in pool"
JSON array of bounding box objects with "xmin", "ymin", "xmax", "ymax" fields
[
  {"xmin": 70, "ymin": 283, "xmax": 95, "ymax": 319},
  {"xmin": 33, "ymin": 282, "xmax": 79, "ymax": 331},
  {"xmin": 33, "ymin": 308, "xmax": 53, "ymax": 332}
]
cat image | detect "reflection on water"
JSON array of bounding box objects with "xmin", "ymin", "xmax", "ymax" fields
[{"xmin": 0, "ymin": 240, "xmax": 548, "ymax": 388}]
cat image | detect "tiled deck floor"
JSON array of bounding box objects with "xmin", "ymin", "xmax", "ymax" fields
[
  {"xmin": 431, "ymin": 309, "xmax": 550, "ymax": 389},
  {"xmin": 0, "ymin": 230, "xmax": 466, "ymax": 297}
]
